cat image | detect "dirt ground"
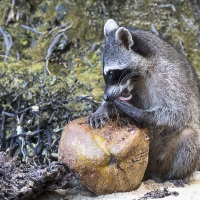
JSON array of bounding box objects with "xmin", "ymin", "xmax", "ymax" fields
[{"xmin": 38, "ymin": 171, "xmax": 200, "ymax": 200}]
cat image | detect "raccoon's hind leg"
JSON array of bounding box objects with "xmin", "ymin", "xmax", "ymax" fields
[{"xmin": 149, "ymin": 125, "xmax": 200, "ymax": 182}]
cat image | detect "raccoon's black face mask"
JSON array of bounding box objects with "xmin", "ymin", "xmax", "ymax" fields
[
  {"xmin": 103, "ymin": 69, "xmax": 132, "ymax": 86},
  {"xmin": 103, "ymin": 67, "xmax": 141, "ymax": 101}
]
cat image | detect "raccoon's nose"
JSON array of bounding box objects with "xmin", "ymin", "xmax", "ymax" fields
[{"xmin": 103, "ymin": 93, "xmax": 110, "ymax": 101}]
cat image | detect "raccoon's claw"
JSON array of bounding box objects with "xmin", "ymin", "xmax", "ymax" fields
[{"xmin": 88, "ymin": 111, "xmax": 109, "ymax": 128}]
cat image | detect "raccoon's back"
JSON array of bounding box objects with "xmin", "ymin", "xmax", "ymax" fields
[{"xmin": 130, "ymin": 30, "xmax": 200, "ymax": 127}]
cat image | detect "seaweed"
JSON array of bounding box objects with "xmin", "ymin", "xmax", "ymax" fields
[{"xmin": 0, "ymin": 70, "xmax": 99, "ymax": 165}]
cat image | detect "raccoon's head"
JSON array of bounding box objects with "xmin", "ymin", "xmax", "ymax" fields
[{"xmin": 102, "ymin": 19, "xmax": 151, "ymax": 102}]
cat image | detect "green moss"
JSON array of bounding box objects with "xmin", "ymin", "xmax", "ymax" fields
[
  {"xmin": 1, "ymin": 0, "xmax": 200, "ymax": 114},
  {"xmin": 0, "ymin": 0, "xmax": 10, "ymax": 26}
]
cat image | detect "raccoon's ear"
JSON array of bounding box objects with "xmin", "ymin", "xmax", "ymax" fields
[
  {"xmin": 115, "ymin": 27, "xmax": 134, "ymax": 50},
  {"xmin": 104, "ymin": 19, "xmax": 119, "ymax": 36}
]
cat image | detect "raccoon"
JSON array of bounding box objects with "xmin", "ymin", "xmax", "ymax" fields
[{"xmin": 88, "ymin": 19, "xmax": 200, "ymax": 183}]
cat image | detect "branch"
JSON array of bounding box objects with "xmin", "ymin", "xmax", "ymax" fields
[{"xmin": 0, "ymin": 27, "xmax": 13, "ymax": 62}]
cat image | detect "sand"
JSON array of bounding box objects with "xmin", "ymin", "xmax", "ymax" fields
[{"xmin": 38, "ymin": 171, "xmax": 200, "ymax": 200}]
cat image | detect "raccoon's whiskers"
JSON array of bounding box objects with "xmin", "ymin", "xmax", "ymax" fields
[
  {"xmin": 118, "ymin": 68, "xmax": 130, "ymax": 84},
  {"xmin": 119, "ymin": 73, "xmax": 136, "ymax": 85}
]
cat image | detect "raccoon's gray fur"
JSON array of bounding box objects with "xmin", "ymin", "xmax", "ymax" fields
[{"xmin": 88, "ymin": 19, "xmax": 200, "ymax": 182}]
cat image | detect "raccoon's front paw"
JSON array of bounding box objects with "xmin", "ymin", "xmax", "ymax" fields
[{"xmin": 88, "ymin": 111, "xmax": 109, "ymax": 128}]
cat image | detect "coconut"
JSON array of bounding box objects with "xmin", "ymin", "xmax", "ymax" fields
[{"xmin": 58, "ymin": 117, "xmax": 149, "ymax": 195}]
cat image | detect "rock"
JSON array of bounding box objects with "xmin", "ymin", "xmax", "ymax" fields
[{"xmin": 58, "ymin": 117, "xmax": 149, "ymax": 195}]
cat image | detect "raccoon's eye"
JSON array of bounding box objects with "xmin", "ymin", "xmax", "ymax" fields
[{"xmin": 107, "ymin": 70, "xmax": 113, "ymax": 77}]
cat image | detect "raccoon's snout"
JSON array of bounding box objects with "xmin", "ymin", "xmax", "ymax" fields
[
  {"xmin": 103, "ymin": 92, "xmax": 117, "ymax": 101},
  {"xmin": 103, "ymin": 86, "xmax": 131, "ymax": 102},
  {"xmin": 103, "ymin": 86, "xmax": 120, "ymax": 102},
  {"xmin": 104, "ymin": 85, "xmax": 133, "ymax": 102}
]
